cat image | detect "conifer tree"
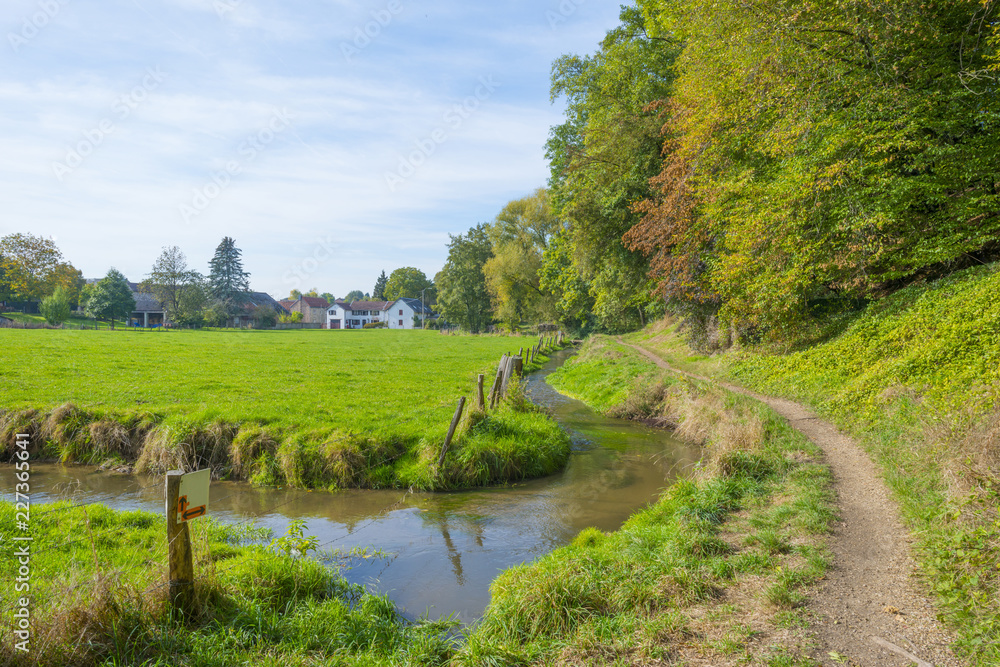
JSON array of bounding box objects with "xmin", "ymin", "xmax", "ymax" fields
[{"xmin": 208, "ymin": 237, "xmax": 250, "ymax": 322}]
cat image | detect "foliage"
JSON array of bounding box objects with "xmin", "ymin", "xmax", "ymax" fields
[
  {"xmin": 0, "ymin": 233, "xmax": 68, "ymax": 303},
  {"xmin": 142, "ymin": 245, "xmax": 203, "ymax": 324},
  {"xmin": 85, "ymin": 268, "xmax": 136, "ymax": 329},
  {"xmin": 634, "ymin": 0, "xmax": 1000, "ymax": 335},
  {"xmin": 435, "ymin": 223, "xmax": 494, "ymax": 333},
  {"xmin": 39, "ymin": 287, "xmax": 71, "ymax": 325},
  {"xmin": 321, "ymin": 291, "xmax": 335, "ymax": 303},
  {"xmin": 363, "ymin": 321, "xmax": 387, "ymax": 328},
  {"xmin": 344, "ymin": 289, "xmax": 366, "ymax": 302},
  {"xmin": 288, "ymin": 288, "xmax": 302, "ymax": 300},
  {"xmin": 270, "ymin": 519, "xmax": 320, "ymax": 558},
  {"xmin": 544, "ymin": 7, "xmax": 677, "ymax": 334},
  {"xmin": 384, "ymin": 266, "xmax": 434, "ymax": 304},
  {"xmin": 251, "ymin": 304, "xmax": 277, "ymax": 328},
  {"xmin": 207, "ymin": 236, "xmax": 251, "ymax": 322},
  {"xmin": 279, "ymin": 310, "xmax": 304, "ymax": 324},
  {"xmin": 373, "ymin": 270, "xmax": 389, "ymax": 300},
  {"xmin": 483, "ymin": 189, "xmax": 560, "ymax": 329}
]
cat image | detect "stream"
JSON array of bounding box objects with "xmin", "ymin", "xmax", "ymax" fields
[{"xmin": 12, "ymin": 348, "xmax": 700, "ymax": 622}]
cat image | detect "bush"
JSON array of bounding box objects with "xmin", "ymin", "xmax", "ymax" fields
[
  {"xmin": 39, "ymin": 288, "xmax": 70, "ymax": 326},
  {"xmin": 363, "ymin": 321, "xmax": 387, "ymax": 329}
]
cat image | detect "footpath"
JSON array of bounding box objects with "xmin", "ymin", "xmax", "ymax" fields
[{"xmin": 619, "ymin": 340, "xmax": 964, "ymax": 667}]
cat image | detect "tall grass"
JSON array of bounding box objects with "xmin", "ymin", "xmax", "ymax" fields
[{"xmin": 0, "ymin": 501, "xmax": 456, "ymax": 666}]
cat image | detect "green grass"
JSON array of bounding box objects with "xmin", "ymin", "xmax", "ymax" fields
[
  {"xmin": 724, "ymin": 264, "xmax": 1000, "ymax": 662},
  {"xmin": 0, "ymin": 329, "xmax": 571, "ymax": 490},
  {"xmin": 0, "ymin": 501, "xmax": 455, "ymax": 666},
  {"xmin": 1, "ymin": 312, "xmax": 124, "ymax": 329},
  {"xmin": 622, "ymin": 263, "xmax": 1000, "ymax": 663},
  {"xmin": 457, "ymin": 338, "xmax": 835, "ymax": 664}
]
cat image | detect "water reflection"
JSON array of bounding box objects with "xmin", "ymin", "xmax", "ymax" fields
[{"xmin": 9, "ymin": 349, "xmax": 700, "ymax": 622}]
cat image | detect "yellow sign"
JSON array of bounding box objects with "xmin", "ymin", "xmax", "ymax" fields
[{"xmin": 176, "ymin": 468, "xmax": 210, "ymax": 523}]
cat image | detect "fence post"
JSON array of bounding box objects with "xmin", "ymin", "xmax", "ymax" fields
[
  {"xmin": 476, "ymin": 374, "xmax": 485, "ymax": 411},
  {"xmin": 439, "ymin": 397, "xmax": 466, "ymax": 467},
  {"xmin": 165, "ymin": 471, "xmax": 194, "ymax": 612},
  {"xmin": 513, "ymin": 356, "xmax": 523, "ymax": 378}
]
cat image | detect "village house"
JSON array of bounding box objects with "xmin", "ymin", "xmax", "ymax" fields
[
  {"xmin": 326, "ymin": 298, "xmax": 434, "ymax": 330},
  {"xmin": 279, "ymin": 296, "xmax": 330, "ymax": 324}
]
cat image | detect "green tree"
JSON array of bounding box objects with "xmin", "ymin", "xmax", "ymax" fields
[
  {"xmin": 384, "ymin": 267, "xmax": 434, "ymax": 304},
  {"xmin": 344, "ymin": 289, "xmax": 365, "ymax": 302},
  {"xmin": 539, "ymin": 229, "xmax": 594, "ymax": 331},
  {"xmin": 436, "ymin": 224, "xmax": 494, "ymax": 333},
  {"xmin": 208, "ymin": 237, "xmax": 251, "ymax": 324},
  {"xmin": 304, "ymin": 288, "xmax": 319, "ymax": 298},
  {"xmin": 483, "ymin": 189, "xmax": 560, "ymax": 328},
  {"xmin": 372, "ymin": 270, "xmax": 389, "ymax": 300},
  {"xmin": 174, "ymin": 278, "xmax": 209, "ymax": 327},
  {"xmin": 86, "ymin": 268, "xmax": 135, "ymax": 329},
  {"xmin": 0, "ymin": 233, "xmax": 65, "ymax": 304},
  {"xmin": 320, "ymin": 292, "xmax": 335, "ymax": 303},
  {"xmin": 544, "ymin": 6, "xmax": 678, "ymax": 332},
  {"xmin": 39, "ymin": 287, "xmax": 71, "ymax": 326},
  {"xmin": 288, "ymin": 289, "xmax": 302, "ymax": 301},
  {"xmin": 252, "ymin": 305, "xmax": 278, "ymax": 328},
  {"xmin": 142, "ymin": 246, "xmax": 201, "ymax": 324}
]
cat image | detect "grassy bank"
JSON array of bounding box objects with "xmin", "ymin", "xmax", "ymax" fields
[
  {"xmin": 457, "ymin": 338, "xmax": 835, "ymax": 665},
  {"xmin": 0, "ymin": 500, "xmax": 456, "ymax": 666},
  {"xmin": 0, "ymin": 329, "xmax": 571, "ymax": 490},
  {"xmin": 626, "ymin": 263, "xmax": 1000, "ymax": 662}
]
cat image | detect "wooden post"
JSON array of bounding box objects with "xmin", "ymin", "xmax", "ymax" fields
[
  {"xmin": 476, "ymin": 374, "xmax": 485, "ymax": 411},
  {"xmin": 488, "ymin": 354, "xmax": 507, "ymax": 406},
  {"xmin": 489, "ymin": 374, "xmax": 502, "ymax": 409},
  {"xmin": 438, "ymin": 397, "xmax": 466, "ymax": 467},
  {"xmin": 165, "ymin": 471, "xmax": 194, "ymax": 612},
  {"xmin": 518, "ymin": 347, "xmax": 523, "ymax": 358},
  {"xmin": 513, "ymin": 356, "xmax": 523, "ymax": 378}
]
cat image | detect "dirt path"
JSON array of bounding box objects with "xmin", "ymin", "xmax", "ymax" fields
[{"xmin": 619, "ymin": 340, "xmax": 962, "ymax": 667}]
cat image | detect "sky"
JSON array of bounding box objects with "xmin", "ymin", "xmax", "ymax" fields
[{"xmin": 0, "ymin": 0, "xmax": 625, "ymax": 300}]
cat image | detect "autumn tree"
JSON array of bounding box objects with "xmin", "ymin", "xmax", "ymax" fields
[
  {"xmin": 0, "ymin": 233, "xmax": 66, "ymax": 304},
  {"xmin": 436, "ymin": 224, "xmax": 494, "ymax": 333}
]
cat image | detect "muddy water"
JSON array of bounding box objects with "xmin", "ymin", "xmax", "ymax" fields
[{"xmin": 18, "ymin": 349, "xmax": 700, "ymax": 622}]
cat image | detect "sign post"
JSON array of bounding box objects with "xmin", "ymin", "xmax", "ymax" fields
[{"xmin": 165, "ymin": 468, "xmax": 210, "ymax": 612}]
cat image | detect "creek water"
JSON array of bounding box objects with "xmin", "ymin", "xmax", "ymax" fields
[{"xmin": 17, "ymin": 349, "xmax": 699, "ymax": 622}]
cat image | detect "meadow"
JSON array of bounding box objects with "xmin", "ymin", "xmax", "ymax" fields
[{"xmin": 0, "ymin": 329, "xmax": 570, "ymax": 490}]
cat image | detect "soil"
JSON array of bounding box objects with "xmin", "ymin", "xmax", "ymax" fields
[{"xmin": 619, "ymin": 340, "xmax": 965, "ymax": 667}]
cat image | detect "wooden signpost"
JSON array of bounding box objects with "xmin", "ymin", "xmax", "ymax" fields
[{"xmin": 165, "ymin": 468, "xmax": 210, "ymax": 611}]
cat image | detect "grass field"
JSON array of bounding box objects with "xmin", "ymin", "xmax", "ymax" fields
[
  {"xmin": 0, "ymin": 329, "xmax": 569, "ymax": 490},
  {"xmin": 1, "ymin": 312, "xmax": 123, "ymax": 329},
  {"xmin": 0, "ymin": 501, "xmax": 456, "ymax": 666}
]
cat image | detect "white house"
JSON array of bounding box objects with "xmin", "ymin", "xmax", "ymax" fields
[{"xmin": 327, "ymin": 298, "xmax": 433, "ymax": 330}]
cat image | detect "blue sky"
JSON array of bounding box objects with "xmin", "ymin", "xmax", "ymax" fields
[{"xmin": 0, "ymin": 0, "xmax": 625, "ymax": 300}]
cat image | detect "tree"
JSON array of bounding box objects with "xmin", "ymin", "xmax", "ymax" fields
[
  {"xmin": 208, "ymin": 237, "xmax": 251, "ymax": 324},
  {"xmin": 174, "ymin": 278, "xmax": 209, "ymax": 327},
  {"xmin": 304, "ymin": 288, "xmax": 319, "ymax": 298},
  {"xmin": 86, "ymin": 269, "xmax": 135, "ymax": 329},
  {"xmin": 320, "ymin": 292, "xmax": 335, "ymax": 303},
  {"xmin": 384, "ymin": 267, "xmax": 434, "ymax": 304},
  {"xmin": 143, "ymin": 246, "xmax": 201, "ymax": 323},
  {"xmin": 39, "ymin": 287, "xmax": 70, "ymax": 326},
  {"xmin": 344, "ymin": 289, "xmax": 366, "ymax": 302},
  {"xmin": 288, "ymin": 289, "xmax": 302, "ymax": 301},
  {"xmin": 372, "ymin": 270, "xmax": 389, "ymax": 300},
  {"xmin": 482, "ymin": 189, "xmax": 560, "ymax": 328},
  {"xmin": 544, "ymin": 6, "xmax": 678, "ymax": 332},
  {"xmin": 0, "ymin": 233, "xmax": 65, "ymax": 303},
  {"xmin": 252, "ymin": 305, "xmax": 278, "ymax": 328},
  {"xmin": 436, "ymin": 224, "xmax": 494, "ymax": 333}
]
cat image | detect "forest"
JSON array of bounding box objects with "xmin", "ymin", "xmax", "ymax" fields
[{"xmin": 437, "ymin": 0, "xmax": 999, "ymax": 342}]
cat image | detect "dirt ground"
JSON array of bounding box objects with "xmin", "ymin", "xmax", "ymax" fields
[{"xmin": 620, "ymin": 341, "xmax": 964, "ymax": 667}]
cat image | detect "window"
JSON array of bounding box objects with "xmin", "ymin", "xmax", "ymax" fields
[
  {"xmin": 399, "ymin": 309, "xmax": 403, "ymax": 315},
  {"xmin": 399, "ymin": 319, "xmax": 403, "ymax": 326}
]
